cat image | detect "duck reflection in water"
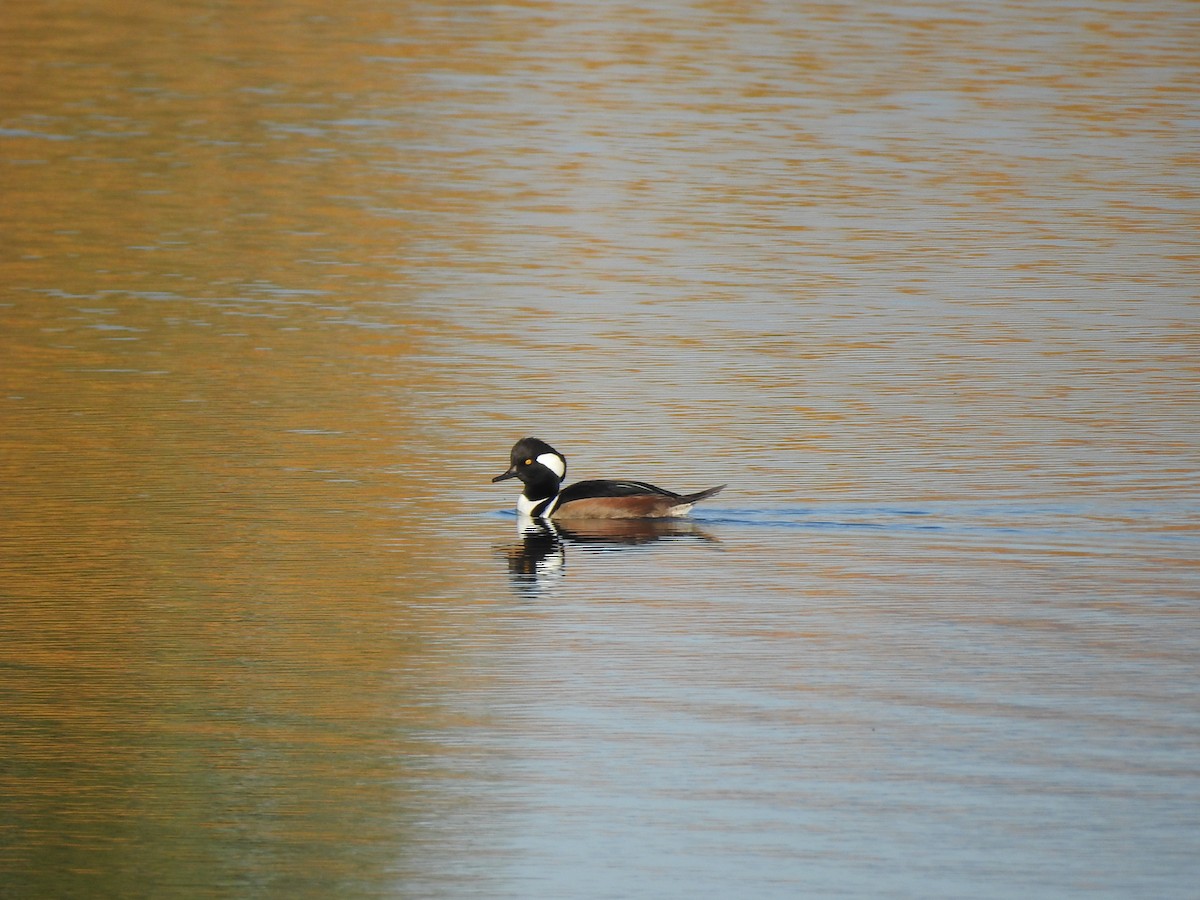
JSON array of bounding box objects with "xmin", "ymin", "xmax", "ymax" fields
[{"xmin": 501, "ymin": 516, "xmax": 719, "ymax": 597}]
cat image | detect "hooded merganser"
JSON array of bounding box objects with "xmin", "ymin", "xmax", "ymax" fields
[{"xmin": 492, "ymin": 437, "xmax": 726, "ymax": 520}]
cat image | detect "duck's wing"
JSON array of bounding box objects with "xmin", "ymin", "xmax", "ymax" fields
[
  {"xmin": 552, "ymin": 480, "xmax": 726, "ymax": 520},
  {"xmin": 557, "ymin": 479, "xmax": 681, "ymax": 503}
]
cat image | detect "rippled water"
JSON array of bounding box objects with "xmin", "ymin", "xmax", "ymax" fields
[{"xmin": 2, "ymin": 0, "xmax": 1198, "ymax": 897}]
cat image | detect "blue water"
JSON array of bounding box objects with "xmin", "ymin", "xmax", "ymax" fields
[{"xmin": 471, "ymin": 498, "xmax": 1199, "ymax": 900}]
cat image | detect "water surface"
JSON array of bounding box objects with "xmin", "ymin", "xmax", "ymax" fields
[{"xmin": 2, "ymin": 0, "xmax": 1197, "ymax": 897}]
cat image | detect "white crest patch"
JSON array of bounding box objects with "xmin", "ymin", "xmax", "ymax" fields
[{"xmin": 535, "ymin": 452, "xmax": 566, "ymax": 479}]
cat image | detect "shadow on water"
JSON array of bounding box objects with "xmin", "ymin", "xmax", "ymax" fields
[
  {"xmin": 492, "ymin": 504, "xmax": 944, "ymax": 597},
  {"xmin": 493, "ymin": 498, "xmax": 1199, "ymax": 597},
  {"xmin": 496, "ymin": 515, "xmax": 719, "ymax": 597}
]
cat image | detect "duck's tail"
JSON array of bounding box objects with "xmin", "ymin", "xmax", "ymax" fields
[{"xmin": 667, "ymin": 484, "xmax": 726, "ymax": 516}]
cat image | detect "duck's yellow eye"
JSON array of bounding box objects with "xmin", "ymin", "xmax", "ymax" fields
[{"xmin": 524, "ymin": 458, "xmax": 533, "ymax": 466}]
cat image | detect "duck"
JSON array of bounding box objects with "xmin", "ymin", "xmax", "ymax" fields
[{"xmin": 492, "ymin": 437, "xmax": 725, "ymax": 520}]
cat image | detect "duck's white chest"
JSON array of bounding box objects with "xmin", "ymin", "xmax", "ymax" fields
[{"xmin": 517, "ymin": 493, "xmax": 560, "ymax": 518}]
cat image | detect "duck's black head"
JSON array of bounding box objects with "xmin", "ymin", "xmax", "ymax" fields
[{"xmin": 491, "ymin": 437, "xmax": 567, "ymax": 496}]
